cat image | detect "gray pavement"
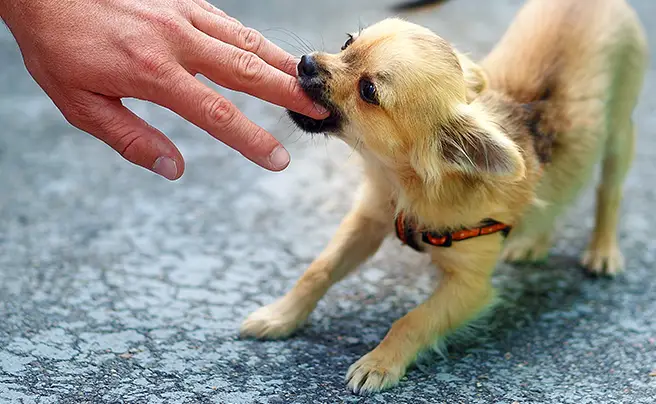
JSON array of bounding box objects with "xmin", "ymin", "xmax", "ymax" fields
[{"xmin": 1, "ymin": 0, "xmax": 655, "ymax": 403}]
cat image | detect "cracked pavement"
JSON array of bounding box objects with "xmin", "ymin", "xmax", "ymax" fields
[{"xmin": 1, "ymin": 0, "xmax": 655, "ymax": 402}]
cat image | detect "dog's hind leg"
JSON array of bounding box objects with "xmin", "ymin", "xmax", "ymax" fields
[
  {"xmin": 581, "ymin": 119, "xmax": 636, "ymax": 276},
  {"xmin": 581, "ymin": 25, "xmax": 647, "ymax": 276}
]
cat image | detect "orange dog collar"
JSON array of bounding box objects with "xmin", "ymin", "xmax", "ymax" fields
[{"xmin": 394, "ymin": 212, "xmax": 512, "ymax": 252}]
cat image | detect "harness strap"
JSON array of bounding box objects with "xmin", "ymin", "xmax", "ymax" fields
[{"xmin": 395, "ymin": 213, "xmax": 512, "ymax": 252}]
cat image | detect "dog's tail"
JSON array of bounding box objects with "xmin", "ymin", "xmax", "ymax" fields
[{"xmin": 391, "ymin": 0, "xmax": 451, "ymax": 12}]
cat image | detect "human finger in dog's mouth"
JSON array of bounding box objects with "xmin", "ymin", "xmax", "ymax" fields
[{"xmin": 286, "ymin": 55, "xmax": 343, "ymax": 133}]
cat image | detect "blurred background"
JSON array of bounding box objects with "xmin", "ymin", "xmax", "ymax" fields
[{"xmin": 1, "ymin": 0, "xmax": 655, "ymax": 402}]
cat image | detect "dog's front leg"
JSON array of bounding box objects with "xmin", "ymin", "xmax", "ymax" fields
[
  {"xmin": 346, "ymin": 234, "xmax": 503, "ymax": 394},
  {"xmin": 240, "ymin": 181, "xmax": 393, "ymax": 340}
]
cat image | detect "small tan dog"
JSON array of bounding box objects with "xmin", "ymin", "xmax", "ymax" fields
[{"xmin": 241, "ymin": 0, "xmax": 648, "ymax": 394}]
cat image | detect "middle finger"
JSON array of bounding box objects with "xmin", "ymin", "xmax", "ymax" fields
[
  {"xmin": 188, "ymin": 7, "xmax": 299, "ymax": 77},
  {"xmin": 184, "ymin": 31, "xmax": 328, "ymax": 119}
]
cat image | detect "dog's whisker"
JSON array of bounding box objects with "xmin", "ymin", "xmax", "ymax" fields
[
  {"xmin": 261, "ymin": 27, "xmax": 316, "ymax": 54},
  {"xmin": 266, "ymin": 35, "xmax": 309, "ymax": 56},
  {"xmin": 273, "ymin": 27, "xmax": 316, "ymax": 54}
]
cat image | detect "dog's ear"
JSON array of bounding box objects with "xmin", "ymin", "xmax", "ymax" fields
[
  {"xmin": 411, "ymin": 105, "xmax": 525, "ymax": 182},
  {"xmin": 455, "ymin": 50, "xmax": 488, "ymax": 103}
]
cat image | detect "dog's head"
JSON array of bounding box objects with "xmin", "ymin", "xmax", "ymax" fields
[{"xmin": 288, "ymin": 18, "xmax": 524, "ymax": 182}]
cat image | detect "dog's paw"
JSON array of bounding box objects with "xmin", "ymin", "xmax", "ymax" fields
[
  {"xmin": 501, "ymin": 234, "xmax": 551, "ymax": 264},
  {"xmin": 345, "ymin": 350, "xmax": 406, "ymax": 395},
  {"xmin": 240, "ymin": 299, "xmax": 310, "ymax": 340},
  {"xmin": 581, "ymin": 245, "xmax": 624, "ymax": 276}
]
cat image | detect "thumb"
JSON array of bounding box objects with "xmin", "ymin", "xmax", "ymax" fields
[{"xmin": 61, "ymin": 92, "xmax": 185, "ymax": 180}]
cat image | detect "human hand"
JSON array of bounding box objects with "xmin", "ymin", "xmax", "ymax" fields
[{"xmin": 0, "ymin": 0, "xmax": 327, "ymax": 179}]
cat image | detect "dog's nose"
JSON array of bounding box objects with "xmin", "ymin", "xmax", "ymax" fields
[{"xmin": 298, "ymin": 55, "xmax": 318, "ymax": 78}]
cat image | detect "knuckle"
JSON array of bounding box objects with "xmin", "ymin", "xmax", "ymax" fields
[
  {"xmin": 63, "ymin": 110, "xmax": 86, "ymax": 129},
  {"xmin": 152, "ymin": 58, "xmax": 179, "ymax": 83},
  {"xmin": 137, "ymin": 52, "xmax": 178, "ymax": 83},
  {"xmin": 235, "ymin": 51, "xmax": 264, "ymax": 84},
  {"xmin": 114, "ymin": 129, "xmax": 143, "ymax": 159},
  {"xmin": 95, "ymin": 112, "xmax": 145, "ymax": 160},
  {"xmin": 115, "ymin": 34, "xmax": 178, "ymax": 89},
  {"xmin": 63, "ymin": 99, "xmax": 99, "ymax": 128},
  {"xmin": 280, "ymin": 55, "xmax": 298, "ymax": 74},
  {"xmin": 202, "ymin": 95, "xmax": 235, "ymax": 127},
  {"xmin": 62, "ymin": 99, "xmax": 145, "ymax": 161},
  {"xmin": 64, "ymin": 98, "xmax": 124, "ymax": 131},
  {"xmin": 150, "ymin": 12, "xmax": 186, "ymax": 37},
  {"xmin": 238, "ymin": 26, "xmax": 264, "ymax": 54}
]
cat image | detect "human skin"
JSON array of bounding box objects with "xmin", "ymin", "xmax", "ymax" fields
[{"xmin": 0, "ymin": 0, "xmax": 328, "ymax": 179}]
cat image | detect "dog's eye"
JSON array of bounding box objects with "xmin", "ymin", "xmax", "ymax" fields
[
  {"xmin": 359, "ymin": 79, "xmax": 379, "ymax": 105},
  {"xmin": 341, "ymin": 34, "xmax": 354, "ymax": 51}
]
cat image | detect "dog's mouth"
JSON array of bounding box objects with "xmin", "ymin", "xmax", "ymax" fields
[{"xmin": 287, "ymin": 74, "xmax": 343, "ymax": 134}]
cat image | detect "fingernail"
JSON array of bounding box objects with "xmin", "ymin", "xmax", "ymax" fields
[
  {"xmin": 314, "ymin": 103, "xmax": 329, "ymax": 115},
  {"xmin": 152, "ymin": 156, "xmax": 178, "ymax": 180},
  {"xmin": 268, "ymin": 146, "xmax": 290, "ymax": 170}
]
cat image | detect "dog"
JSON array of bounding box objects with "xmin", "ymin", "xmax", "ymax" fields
[{"xmin": 240, "ymin": 0, "xmax": 648, "ymax": 394}]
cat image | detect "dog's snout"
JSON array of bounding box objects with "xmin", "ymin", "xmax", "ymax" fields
[{"xmin": 298, "ymin": 55, "xmax": 319, "ymax": 78}]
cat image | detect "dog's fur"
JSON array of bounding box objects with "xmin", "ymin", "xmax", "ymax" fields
[{"xmin": 241, "ymin": 0, "xmax": 648, "ymax": 394}]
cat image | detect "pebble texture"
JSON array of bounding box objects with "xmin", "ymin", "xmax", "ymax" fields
[{"xmin": 1, "ymin": 0, "xmax": 655, "ymax": 403}]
